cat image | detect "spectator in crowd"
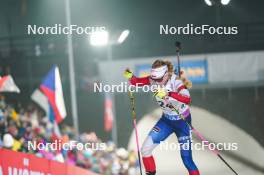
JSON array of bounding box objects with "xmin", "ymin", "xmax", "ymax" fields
[{"xmin": 0, "ymin": 95, "xmax": 139, "ymax": 175}]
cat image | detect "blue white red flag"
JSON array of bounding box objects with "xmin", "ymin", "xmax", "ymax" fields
[{"xmin": 40, "ymin": 66, "xmax": 67, "ymax": 123}]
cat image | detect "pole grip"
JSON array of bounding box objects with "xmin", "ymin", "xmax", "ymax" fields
[{"xmin": 175, "ymin": 41, "xmax": 181, "ymax": 52}]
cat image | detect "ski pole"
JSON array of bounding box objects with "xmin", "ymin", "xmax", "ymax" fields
[
  {"xmin": 175, "ymin": 41, "xmax": 182, "ymax": 77},
  {"xmin": 128, "ymin": 90, "xmax": 143, "ymax": 175},
  {"xmin": 168, "ymin": 102, "xmax": 239, "ymax": 175},
  {"xmin": 172, "ymin": 41, "xmax": 238, "ymax": 174}
]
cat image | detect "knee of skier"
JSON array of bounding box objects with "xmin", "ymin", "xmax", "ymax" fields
[
  {"xmin": 141, "ymin": 145, "xmax": 152, "ymax": 157},
  {"xmin": 141, "ymin": 136, "xmax": 155, "ymax": 157}
]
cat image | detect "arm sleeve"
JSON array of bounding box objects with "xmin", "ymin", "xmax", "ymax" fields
[
  {"xmin": 130, "ymin": 76, "xmax": 150, "ymax": 86},
  {"xmin": 168, "ymin": 82, "xmax": 191, "ymax": 104}
]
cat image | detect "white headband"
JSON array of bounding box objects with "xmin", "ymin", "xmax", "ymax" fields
[{"xmin": 151, "ymin": 65, "xmax": 168, "ymax": 79}]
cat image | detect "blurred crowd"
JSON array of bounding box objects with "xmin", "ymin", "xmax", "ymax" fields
[{"xmin": 0, "ymin": 95, "xmax": 139, "ymax": 175}]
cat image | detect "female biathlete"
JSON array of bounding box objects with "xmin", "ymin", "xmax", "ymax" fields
[{"xmin": 123, "ymin": 60, "xmax": 200, "ymax": 175}]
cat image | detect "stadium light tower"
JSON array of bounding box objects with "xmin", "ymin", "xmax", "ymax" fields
[
  {"xmin": 204, "ymin": 0, "xmax": 213, "ymax": 6},
  {"xmin": 90, "ymin": 30, "xmax": 129, "ymax": 146},
  {"xmin": 204, "ymin": 0, "xmax": 231, "ymax": 6},
  {"xmin": 90, "ymin": 31, "xmax": 109, "ymax": 46},
  {"xmin": 90, "ymin": 29, "xmax": 130, "ymax": 46},
  {"xmin": 221, "ymin": 0, "xmax": 231, "ymax": 5},
  {"xmin": 118, "ymin": 30, "xmax": 130, "ymax": 44},
  {"xmin": 65, "ymin": 0, "xmax": 79, "ymax": 136}
]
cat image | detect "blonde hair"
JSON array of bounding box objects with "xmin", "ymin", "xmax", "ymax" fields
[
  {"xmin": 178, "ymin": 70, "xmax": 192, "ymax": 88},
  {"xmin": 152, "ymin": 59, "xmax": 192, "ymax": 88},
  {"xmin": 152, "ymin": 60, "xmax": 174, "ymax": 77}
]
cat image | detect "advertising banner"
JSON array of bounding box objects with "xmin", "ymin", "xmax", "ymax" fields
[
  {"xmin": 135, "ymin": 59, "xmax": 208, "ymax": 84},
  {"xmin": 0, "ymin": 149, "xmax": 99, "ymax": 175}
]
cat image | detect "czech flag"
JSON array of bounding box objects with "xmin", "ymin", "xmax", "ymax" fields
[{"xmin": 40, "ymin": 66, "xmax": 67, "ymax": 123}]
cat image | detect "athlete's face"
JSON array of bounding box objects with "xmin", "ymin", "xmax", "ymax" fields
[{"xmin": 153, "ymin": 72, "xmax": 169, "ymax": 85}]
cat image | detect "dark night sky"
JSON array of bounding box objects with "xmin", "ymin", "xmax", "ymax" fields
[{"xmin": 0, "ymin": 0, "xmax": 264, "ymax": 58}]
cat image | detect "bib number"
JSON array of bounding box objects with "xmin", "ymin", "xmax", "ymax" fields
[
  {"xmin": 157, "ymin": 99, "xmax": 171, "ymax": 110},
  {"xmin": 157, "ymin": 98, "xmax": 185, "ymax": 111}
]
